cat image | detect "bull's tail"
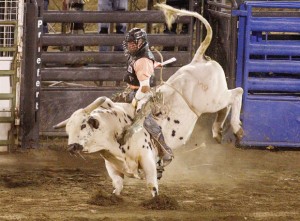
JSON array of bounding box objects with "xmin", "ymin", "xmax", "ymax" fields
[{"xmin": 155, "ymin": 3, "xmax": 212, "ymax": 63}]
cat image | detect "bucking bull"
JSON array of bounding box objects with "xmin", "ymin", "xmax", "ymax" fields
[{"xmin": 54, "ymin": 4, "xmax": 244, "ymax": 197}]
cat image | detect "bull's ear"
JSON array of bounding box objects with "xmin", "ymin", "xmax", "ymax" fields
[{"xmin": 87, "ymin": 116, "xmax": 99, "ymax": 129}]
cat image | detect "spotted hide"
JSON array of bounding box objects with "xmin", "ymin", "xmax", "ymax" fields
[
  {"xmin": 55, "ymin": 97, "xmax": 161, "ymax": 197},
  {"xmin": 54, "ymin": 4, "xmax": 244, "ymax": 198}
]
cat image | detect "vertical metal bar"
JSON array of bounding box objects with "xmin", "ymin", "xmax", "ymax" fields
[
  {"xmin": 228, "ymin": 4, "xmax": 238, "ymax": 89},
  {"xmin": 188, "ymin": 0, "xmax": 194, "ymax": 60},
  {"xmin": 235, "ymin": 4, "xmax": 246, "ymax": 89},
  {"xmin": 10, "ymin": 21, "xmax": 18, "ymax": 150},
  {"xmin": 146, "ymin": 0, "xmax": 153, "ymax": 34},
  {"xmin": 195, "ymin": 0, "xmax": 204, "ymax": 51},
  {"xmin": 15, "ymin": 0, "xmax": 24, "ymax": 138},
  {"xmin": 20, "ymin": 0, "xmax": 41, "ymax": 148},
  {"xmin": 36, "ymin": 0, "xmax": 43, "ymax": 143},
  {"xmin": 242, "ymin": 4, "xmax": 252, "ymax": 105}
]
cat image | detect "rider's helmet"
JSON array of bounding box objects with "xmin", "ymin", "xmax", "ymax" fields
[{"xmin": 123, "ymin": 28, "xmax": 148, "ymax": 56}]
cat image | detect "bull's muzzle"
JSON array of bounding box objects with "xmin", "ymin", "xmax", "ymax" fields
[{"xmin": 67, "ymin": 143, "xmax": 83, "ymax": 154}]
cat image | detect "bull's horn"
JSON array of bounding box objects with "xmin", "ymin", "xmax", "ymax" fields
[
  {"xmin": 53, "ymin": 118, "xmax": 69, "ymax": 129},
  {"xmin": 83, "ymin": 96, "xmax": 107, "ymax": 113}
]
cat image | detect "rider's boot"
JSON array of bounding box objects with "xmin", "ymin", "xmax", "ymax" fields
[
  {"xmin": 143, "ymin": 115, "xmax": 174, "ymax": 179},
  {"xmin": 155, "ymin": 133, "xmax": 174, "ymax": 167},
  {"xmin": 156, "ymin": 137, "xmax": 173, "ymax": 180}
]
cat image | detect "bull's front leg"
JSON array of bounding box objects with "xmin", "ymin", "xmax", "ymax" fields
[
  {"xmin": 139, "ymin": 153, "xmax": 159, "ymax": 197},
  {"xmin": 105, "ymin": 160, "xmax": 124, "ymax": 195}
]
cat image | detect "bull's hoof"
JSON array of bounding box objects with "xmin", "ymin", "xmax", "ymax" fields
[
  {"xmin": 213, "ymin": 132, "xmax": 222, "ymax": 144},
  {"xmin": 235, "ymin": 128, "xmax": 244, "ymax": 141}
]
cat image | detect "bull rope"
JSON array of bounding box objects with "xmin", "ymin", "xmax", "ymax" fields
[
  {"xmin": 160, "ymin": 82, "xmax": 200, "ymax": 118},
  {"xmin": 151, "ymin": 46, "xmax": 164, "ymax": 84}
]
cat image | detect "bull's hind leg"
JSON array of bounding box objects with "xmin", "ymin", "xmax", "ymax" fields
[
  {"xmin": 105, "ymin": 160, "xmax": 124, "ymax": 195},
  {"xmin": 212, "ymin": 106, "xmax": 231, "ymax": 143},
  {"xmin": 229, "ymin": 87, "xmax": 244, "ymax": 140}
]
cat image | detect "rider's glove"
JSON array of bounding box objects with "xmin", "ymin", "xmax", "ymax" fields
[{"xmin": 132, "ymin": 98, "xmax": 138, "ymax": 108}]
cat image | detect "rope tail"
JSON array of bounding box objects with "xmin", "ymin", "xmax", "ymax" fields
[
  {"xmin": 151, "ymin": 46, "xmax": 164, "ymax": 84},
  {"xmin": 155, "ymin": 3, "xmax": 212, "ymax": 62}
]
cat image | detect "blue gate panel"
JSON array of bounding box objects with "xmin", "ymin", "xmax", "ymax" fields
[
  {"xmin": 246, "ymin": 1, "xmax": 300, "ymax": 8},
  {"xmin": 235, "ymin": 1, "xmax": 300, "ymax": 148},
  {"xmin": 248, "ymin": 60, "xmax": 300, "ymax": 74},
  {"xmin": 241, "ymin": 95, "xmax": 300, "ymax": 148},
  {"xmin": 248, "ymin": 77, "xmax": 300, "ymax": 93},
  {"xmin": 249, "ymin": 41, "xmax": 300, "ymax": 56},
  {"xmin": 250, "ymin": 17, "xmax": 300, "ymax": 32}
]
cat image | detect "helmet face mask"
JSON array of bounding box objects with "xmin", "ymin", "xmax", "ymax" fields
[
  {"xmin": 123, "ymin": 28, "xmax": 148, "ymax": 56},
  {"xmin": 127, "ymin": 41, "xmax": 139, "ymax": 54}
]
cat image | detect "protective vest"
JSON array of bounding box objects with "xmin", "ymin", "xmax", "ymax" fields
[{"xmin": 124, "ymin": 43, "xmax": 156, "ymax": 87}]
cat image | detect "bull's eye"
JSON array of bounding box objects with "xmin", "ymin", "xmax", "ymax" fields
[
  {"xmin": 81, "ymin": 124, "xmax": 86, "ymax": 130},
  {"xmin": 87, "ymin": 117, "xmax": 99, "ymax": 129}
]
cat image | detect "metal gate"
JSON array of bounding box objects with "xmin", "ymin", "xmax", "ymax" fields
[
  {"xmin": 235, "ymin": 1, "xmax": 300, "ymax": 148},
  {"xmin": 0, "ymin": 0, "xmax": 23, "ymax": 151}
]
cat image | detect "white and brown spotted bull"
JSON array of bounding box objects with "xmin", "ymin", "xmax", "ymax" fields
[
  {"xmin": 54, "ymin": 4, "xmax": 244, "ymax": 197},
  {"xmin": 55, "ymin": 97, "xmax": 163, "ymax": 196}
]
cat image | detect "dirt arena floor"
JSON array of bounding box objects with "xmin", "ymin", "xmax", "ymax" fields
[{"xmin": 0, "ymin": 115, "xmax": 300, "ymax": 221}]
